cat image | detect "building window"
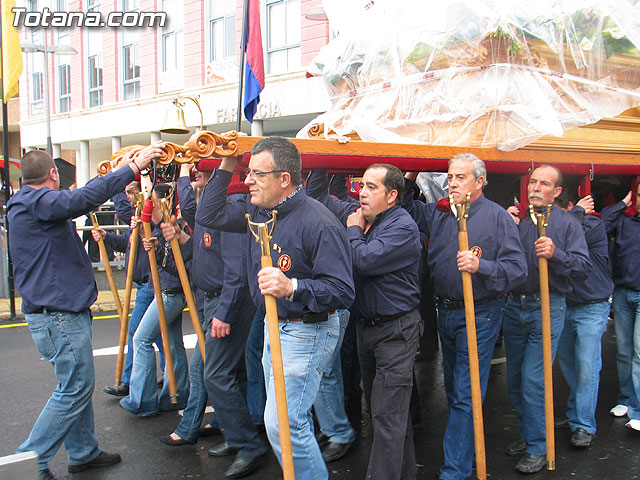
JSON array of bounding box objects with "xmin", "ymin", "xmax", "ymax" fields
[
  {"xmin": 58, "ymin": 64, "xmax": 70, "ymax": 113},
  {"xmin": 209, "ymin": 0, "xmax": 235, "ymax": 62},
  {"xmin": 86, "ymin": 0, "xmax": 102, "ymax": 108},
  {"xmin": 266, "ymin": 0, "xmax": 300, "ymax": 74},
  {"xmin": 161, "ymin": 0, "xmax": 183, "ymax": 73},
  {"xmin": 32, "ymin": 72, "xmax": 43, "ymax": 102},
  {"xmin": 121, "ymin": 0, "xmax": 140, "ymax": 100},
  {"xmin": 122, "ymin": 44, "xmax": 140, "ymax": 100},
  {"xmin": 88, "ymin": 54, "xmax": 103, "ymax": 107}
]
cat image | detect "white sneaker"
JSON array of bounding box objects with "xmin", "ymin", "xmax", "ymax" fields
[
  {"xmin": 610, "ymin": 404, "xmax": 629, "ymax": 417},
  {"xmin": 625, "ymin": 419, "xmax": 640, "ymax": 431}
]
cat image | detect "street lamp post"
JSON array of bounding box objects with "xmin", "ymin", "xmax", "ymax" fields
[{"xmin": 21, "ymin": 39, "xmax": 77, "ymax": 155}]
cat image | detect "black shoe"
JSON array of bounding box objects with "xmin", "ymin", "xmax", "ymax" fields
[
  {"xmin": 322, "ymin": 440, "xmax": 354, "ymax": 463},
  {"xmin": 316, "ymin": 432, "xmax": 330, "ymax": 447},
  {"xmin": 158, "ymin": 434, "xmax": 196, "ymax": 446},
  {"xmin": 39, "ymin": 468, "xmax": 57, "ymax": 480},
  {"xmin": 570, "ymin": 427, "xmax": 593, "ymax": 448},
  {"xmin": 225, "ymin": 453, "xmax": 265, "ymax": 478},
  {"xmin": 515, "ymin": 453, "xmax": 546, "ymax": 473},
  {"xmin": 198, "ymin": 425, "xmax": 222, "ymax": 437},
  {"xmin": 68, "ymin": 451, "xmax": 122, "ymax": 473},
  {"xmin": 554, "ymin": 415, "xmax": 570, "ymax": 428},
  {"xmin": 505, "ymin": 438, "xmax": 527, "ymax": 456},
  {"xmin": 103, "ymin": 384, "xmax": 129, "ymax": 397},
  {"xmin": 208, "ymin": 442, "xmax": 238, "ymax": 457},
  {"xmin": 157, "ymin": 378, "xmax": 164, "ymax": 388}
]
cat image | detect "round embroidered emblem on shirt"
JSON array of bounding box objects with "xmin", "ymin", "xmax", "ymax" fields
[
  {"xmin": 203, "ymin": 233, "xmax": 212, "ymax": 247},
  {"xmin": 278, "ymin": 254, "xmax": 292, "ymax": 272},
  {"xmin": 470, "ymin": 246, "xmax": 482, "ymax": 258}
]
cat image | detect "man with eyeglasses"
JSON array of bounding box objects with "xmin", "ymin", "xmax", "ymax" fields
[
  {"xmin": 196, "ymin": 136, "xmax": 355, "ymax": 480},
  {"xmin": 9, "ymin": 146, "xmax": 162, "ymax": 480}
]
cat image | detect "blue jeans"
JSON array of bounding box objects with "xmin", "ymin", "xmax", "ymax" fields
[
  {"xmin": 314, "ymin": 308, "xmax": 356, "ymax": 444},
  {"xmin": 122, "ymin": 282, "xmax": 162, "ymax": 385},
  {"xmin": 173, "ymin": 298, "xmax": 219, "ymax": 442},
  {"xmin": 263, "ymin": 313, "xmax": 340, "ymax": 480},
  {"xmin": 613, "ymin": 287, "xmax": 640, "ymax": 420},
  {"xmin": 17, "ymin": 310, "xmax": 101, "ymax": 470},
  {"xmin": 503, "ymin": 293, "xmax": 566, "ymax": 455},
  {"xmin": 245, "ymin": 308, "xmax": 266, "ymax": 425},
  {"xmin": 438, "ymin": 301, "xmax": 503, "ymax": 480},
  {"xmin": 120, "ymin": 292, "xmax": 189, "ymax": 416},
  {"xmin": 558, "ymin": 300, "xmax": 610, "ymax": 433}
]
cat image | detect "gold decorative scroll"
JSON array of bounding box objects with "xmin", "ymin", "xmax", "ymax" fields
[{"xmin": 96, "ymin": 131, "xmax": 240, "ymax": 176}]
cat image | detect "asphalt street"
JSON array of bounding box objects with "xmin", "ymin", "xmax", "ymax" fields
[{"xmin": 1, "ymin": 311, "xmax": 640, "ymax": 480}]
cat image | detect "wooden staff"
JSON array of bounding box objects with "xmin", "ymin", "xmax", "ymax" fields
[
  {"xmin": 529, "ymin": 204, "xmax": 555, "ymax": 470},
  {"xmin": 246, "ymin": 212, "xmax": 295, "ymax": 480},
  {"xmin": 159, "ymin": 198, "xmax": 206, "ymax": 361},
  {"xmin": 450, "ymin": 193, "xmax": 487, "ymax": 480},
  {"xmin": 141, "ymin": 197, "xmax": 178, "ymax": 403},
  {"xmin": 112, "ymin": 194, "xmax": 144, "ymax": 386},
  {"xmin": 90, "ymin": 211, "xmax": 122, "ymax": 317}
]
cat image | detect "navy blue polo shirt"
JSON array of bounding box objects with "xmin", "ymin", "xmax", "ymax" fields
[
  {"xmin": 104, "ymin": 192, "xmax": 150, "ymax": 285},
  {"xmin": 602, "ymin": 201, "xmax": 640, "ymax": 291},
  {"xmin": 566, "ymin": 206, "xmax": 613, "ymax": 305},
  {"xmin": 512, "ymin": 205, "xmax": 591, "ymax": 295},
  {"xmin": 196, "ymin": 169, "xmax": 355, "ymax": 318},
  {"xmin": 8, "ymin": 166, "xmax": 135, "ymax": 313},
  {"xmin": 151, "ymin": 221, "xmax": 193, "ymax": 292},
  {"xmin": 403, "ymin": 179, "xmax": 527, "ymax": 301},
  {"xmin": 178, "ymin": 177, "xmax": 249, "ymax": 323},
  {"xmin": 306, "ymin": 170, "xmax": 421, "ymax": 317}
]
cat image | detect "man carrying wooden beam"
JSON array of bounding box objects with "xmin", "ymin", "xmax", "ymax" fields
[
  {"xmin": 404, "ymin": 154, "xmax": 527, "ymax": 480},
  {"xmin": 195, "ymin": 136, "xmax": 355, "ymax": 480},
  {"xmin": 504, "ymin": 165, "xmax": 591, "ymax": 474}
]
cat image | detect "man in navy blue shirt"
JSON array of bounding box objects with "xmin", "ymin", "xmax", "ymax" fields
[
  {"xmin": 504, "ymin": 165, "xmax": 591, "ymax": 474},
  {"xmin": 602, "ymin": 184, "xmax": 640, "ymax": 431},
  {"xmin": 554, "ymin": 192, "xmax": 613, "ymax": 447},
  {"xmin": 196, "ymin": 137, "xmax": 355, "ymax": 480},
  {"xmin": 307, "ymin": 164, "xmax": 423, "ymax": 480},
  {"xmin": 404, "ymin": 155, "xmax": 527, "ymax": 480},
  {"xmin": 9, "ymin": 146, "xmax": 161, "ymax": 480}
]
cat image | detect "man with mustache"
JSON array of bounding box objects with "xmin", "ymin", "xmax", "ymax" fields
[{"xmin": 504, "ymin": 165, "xmax": 591, "ymax": 474}]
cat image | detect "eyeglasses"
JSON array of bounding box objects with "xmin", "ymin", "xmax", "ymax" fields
[{"xmin": 244, "ymin": 168, "xmax": 285, "ymax": 179}]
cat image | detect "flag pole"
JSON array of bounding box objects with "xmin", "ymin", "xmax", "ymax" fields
[
  {"xmin": 236, "ymin": 0, "xmax": 250, "ymax": 133},
  {"xmin": 0, "ymin": 0, "xmax": 17, "ymax": 320}
]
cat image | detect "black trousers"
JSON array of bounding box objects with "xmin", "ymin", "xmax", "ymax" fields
[
  {"xmin": 357, "ymin": 309, "xmax": 422, "ymax": 480},
  {"xmin": 203, "ymin": 296, "xmax": 267, "ymax": 458}
]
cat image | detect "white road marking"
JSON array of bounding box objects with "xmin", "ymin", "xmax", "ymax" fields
[{"xmin": 93, "ymin": 334, "xmax": 198, "ymax": 356}]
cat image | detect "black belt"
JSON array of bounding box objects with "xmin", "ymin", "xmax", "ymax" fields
[
  {"xmin": 508, "ymin": 292, "xmax": 565, "ymax": 303},
  {"xmin": 568, "ymin": 298, "xmax": 610, "ymax": 307},
  {"xmin": 358, "ymin": 310, "xmax": 409, "ymax": 327},
  {"xmin": 280, "ymin": 312, "xmax": 333, "ymax": 323},
  {"xmin": 204, "ymin": 289, "xmax": 222, "ymax": 300},
  {"xmin": 436, "ymin": 296, "xmax": 503, "ymax": 310},
  {"xmin": 30, "ymin": 307, "xmax": 76, "ymax": 314},
  {"xmin": 162, "ymin": 287, "xmax": 183, "ymax": 295}
]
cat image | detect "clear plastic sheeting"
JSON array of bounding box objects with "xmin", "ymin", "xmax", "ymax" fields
[
  {"xmin": 298, "ymin": 0, "xmax": 640, "ymax": 151},
  {"xmin": 416, "ymin": 173, "xmax": 449, "ymax": 204}
]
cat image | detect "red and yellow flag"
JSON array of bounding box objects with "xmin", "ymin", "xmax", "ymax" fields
[{"xmin": 1, "ymin": 0, "xmax": 23, "ymax": 102}]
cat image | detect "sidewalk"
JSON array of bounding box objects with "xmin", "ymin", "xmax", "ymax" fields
[{"xmin": 0, "ymin": 289, "xmax": 136, "ymax": 321}]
